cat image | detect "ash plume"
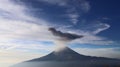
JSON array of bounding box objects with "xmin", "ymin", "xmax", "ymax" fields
[
  {"xmin": 49, "ymin": 28, "xmax": 84, "ymax": 41},
  {"xmin": 48, "ymin": 27, "xmax": 84, "ymax": 51}
]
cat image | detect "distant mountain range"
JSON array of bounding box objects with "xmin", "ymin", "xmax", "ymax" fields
[{"xmin": 12, "ymin": 47, "xmax": 120, "ymax": 67}]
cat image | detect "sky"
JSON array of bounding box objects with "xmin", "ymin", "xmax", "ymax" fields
[{"xmin": 0, "ymin": 0, "xmax": 120, "ymax": 67}]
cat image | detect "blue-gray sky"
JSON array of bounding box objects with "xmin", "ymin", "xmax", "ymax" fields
[{"xmin": 0, "ymin": 0, "xmax": 120, "ymax": 67}]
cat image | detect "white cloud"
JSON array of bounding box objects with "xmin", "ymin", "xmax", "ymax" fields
[
  {"xmin": 0, "ymin": 1, "xmax": 56, "ymax": 67},
  {"xmin": 38, "ymin": 0, "xmax": 90, "ymax": 24},
  {"xmin": 39, "ymin": 0, "xmax": 67, "ymax": 6},
  {"xmin": 72, "ymin": 35, "xmax": 113, "ymax": 45},
  {"xmin": 0, "ymin": 0, "xmax": 112, "ymax": 48},
  {"xmin": 0, "ymin": 0, "xmax": 28, "ymax": 20},
  {"xmin": 68, "ymin": 13, "xmax": 79, "ymax": 24},
  {"xmin": 57, "ymin": 21, "xmax": 112, "ymax": 45},
  {"xmin": 0, "ymin": 0, "xmax": 47, "ymax": 25},
  {"xmin": 0, "ymin": 19, "xmax": 60, "ymax": 51},
  {"xmin": 93, "ymin": 23, "xmax": 110, "ymax": 34},
  {"xmin": 0, "ymin": 40, "xmax": 54, "ymax": 51},
  {"xmin": 73, "ymin": 48, "xmax": 120, "ymax": 59}
]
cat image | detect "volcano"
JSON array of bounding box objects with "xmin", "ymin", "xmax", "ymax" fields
[{"xmin": 12, "ymin": 47, "xmax": 120, "ymax": 67}]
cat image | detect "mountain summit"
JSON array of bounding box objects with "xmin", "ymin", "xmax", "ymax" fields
[{"xmin": 12, "ymin": 47, "xmax": 120, "ymax": 67}]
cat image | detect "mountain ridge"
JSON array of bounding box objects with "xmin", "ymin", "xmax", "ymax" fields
[
  {"xmin": 12, "ymin": 47, "xmax": 120, "ymax": 67},
  {"xmin": 27, "ymin": 47, "xmax": 119, "ymax": 61}
]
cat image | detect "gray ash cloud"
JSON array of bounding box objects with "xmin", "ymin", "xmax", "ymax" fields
[{"xmin": 48, "ymin": 28, "xmax": 84, "ymax": 40}]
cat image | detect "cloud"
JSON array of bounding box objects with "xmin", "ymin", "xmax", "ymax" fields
[
  {"xmin": 53, "ymin": 20, "xmax": 112, "ymax": 45},
  {"xmin": 72, "ymin": 35, "xmax": 113, "ymax": 45},
  {"xmin": 73, "ymin": 47, "xmax": 120, "ymax": 59},
  {"xmin": 0, "ymin": 19, "xmax": 60, "ymax": 42},
  {"xmin": 0, "ymin": 0, "xmax": 47, "ymax": 25},
  {"xmin": 67, "ymin": 0, "xmax": 90, "ymax": 24},
  {"xmin": 0, "ymin": 0, "xmax": 56, "ymax": 52},
  {"xmin": 68, "ymin": 13, "xmax": 79, "ymax": 24},
  {"xmin": 38, "ymin": 0, "xmax": 90, "ymax": 24},
  {"xmin": 0, "ymin": 0, "xmax": 112, "ymax": 48},
  {"xmin": 22, "ymin": 0, "xmax": 90, "ymax": 25},
  {"xmin": 92, "ymin": 23, "xmax": 110, "ymax": 34},
  {"xmin": 0, "ymin": 40, "xmax": 54, "ymax": 51},
  {"xmin": 0, "ymin": 0, "xmax": 29, "ymax": 21},
  {"xmin": 75, "ymin": 20, "xmax": 110, "ymax": 35},
  {"xmin": 39, "ymin": 0, "xmax": 67, "ymax": 6}
]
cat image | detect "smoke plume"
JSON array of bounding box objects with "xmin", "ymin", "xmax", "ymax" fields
[
  {"xmin": 48, "ymin": 27, "xmax": 84, "ymax": 51},
  {"xmin": 49, "ymin": 28, "xmax": 84, "ymax": 40}
]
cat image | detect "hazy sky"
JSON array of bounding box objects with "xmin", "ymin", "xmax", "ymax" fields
[{"xmin": 0, "ymin": 0, "xmax": 120, "ymax": 67}]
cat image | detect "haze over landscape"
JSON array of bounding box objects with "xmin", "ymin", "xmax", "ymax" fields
[{"xmin": 0, "ymin": 0, "xmax": 120, "ymax": 67}]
